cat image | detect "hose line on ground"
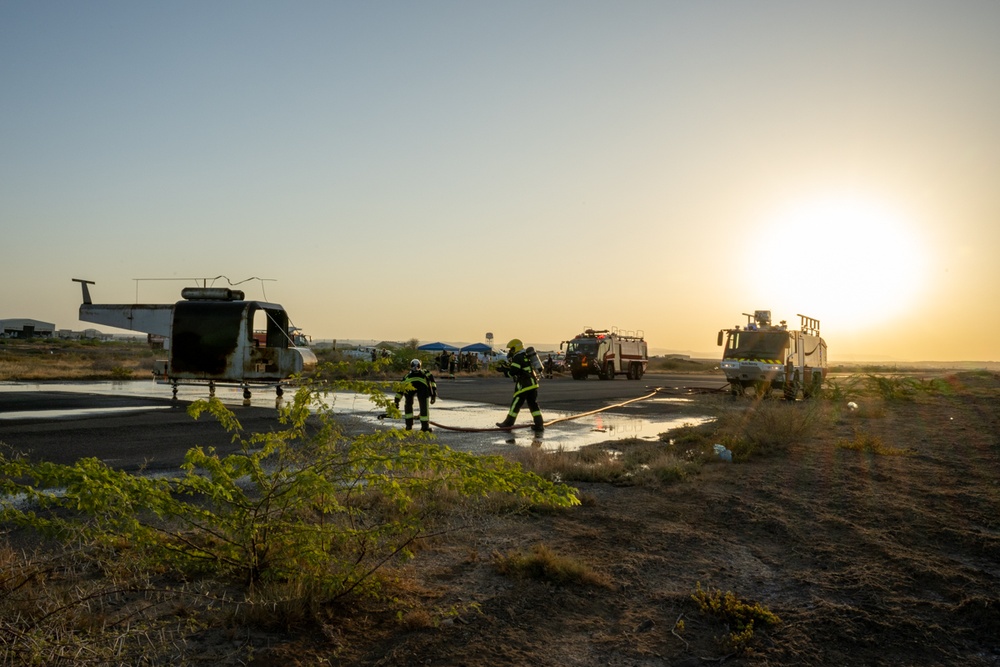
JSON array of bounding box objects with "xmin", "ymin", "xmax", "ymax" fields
[{"xmin": 426, "ymin": 386, "xmax": 668, "ymax": 433}]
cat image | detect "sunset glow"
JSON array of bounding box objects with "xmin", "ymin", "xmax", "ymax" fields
[{"xmin": 747, "ymin": 196, "xmax": 927, "ymax": 332}]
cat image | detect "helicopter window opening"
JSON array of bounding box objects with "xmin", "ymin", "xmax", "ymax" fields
[
  {"xmin": 250, "ymin": 306, "xmax": 289, "ymax": 349},
  {"xmin": 251, "ymin": 309, "xmax": 268, "ymax": 348}
]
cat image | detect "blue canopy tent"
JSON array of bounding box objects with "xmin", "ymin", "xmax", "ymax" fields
[
  {"xmin": 417, "ymin": 342, "xmax": 459, "ymax": 352},
  {"xmin": 459, "ymin": 342, "xmax": 493, "ymax": 353}
]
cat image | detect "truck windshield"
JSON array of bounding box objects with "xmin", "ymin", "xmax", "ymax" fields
[
  {"xmin": 723, "ymin": 331, "xmax": 787, "ymax": 359},
  {"xmin": 566, "ymin": 341, "xmax": 598, "ymax": 356}
]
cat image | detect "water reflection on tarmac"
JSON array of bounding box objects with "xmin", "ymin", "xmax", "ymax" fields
[
  {"xmin": 344, "ymin": 396, "xmax": 711, "ymax": 453},
  {"xmin": 0, "ymin": 380, "xmax": 712, "ymax": 454}
]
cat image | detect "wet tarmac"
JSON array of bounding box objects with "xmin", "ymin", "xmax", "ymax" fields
[
  {"xmin": 343, "ymin": 395, "xmax": 711, "ymax": 453},
  {"xmin": 0, "ymin": 374, "xmax": 718, "ymax": 464}
]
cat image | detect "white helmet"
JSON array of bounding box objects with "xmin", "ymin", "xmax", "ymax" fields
[{"xmin": 410, "ymin": 359, "xmax": 422, "ymax": 370}]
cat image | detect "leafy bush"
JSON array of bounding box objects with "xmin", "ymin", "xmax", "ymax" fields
[
  {"xmin": 863, "ymin": 374, "xmax": 918, "ymax": 401},
  {"xmin": 0, "ymin": 369, "xmax": 579, "ymax": 614},
  {"xmin": 822, "ymin": 376, "xmax": 859, "ymax": 402}
]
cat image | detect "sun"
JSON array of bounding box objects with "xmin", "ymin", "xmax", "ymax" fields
[{"xmin": 745, "ymin": 195, "xmax": 926, "ymax": 332}]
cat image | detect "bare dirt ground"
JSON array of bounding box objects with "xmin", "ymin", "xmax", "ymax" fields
[{"xmin": 253, "ymin": 372, "xmax": 1000, "ymax": 666}]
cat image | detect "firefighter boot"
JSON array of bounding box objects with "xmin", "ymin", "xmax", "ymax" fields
[
  {"xmin": 532, "ymin": 415, "xmax": 545, "ymax": 432},
  {"xmin": 420, "ymin": 419, "xmax": 432, "ymax": 433},
  {"xmin": 496, "ymin": 418, "xmax": 515, "ymax": 429},
  {"xmin": 404, "ymin": 418, "xmax": 414, "ymax": 431}
]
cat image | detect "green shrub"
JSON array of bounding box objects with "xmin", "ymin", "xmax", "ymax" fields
[
  {"xmin": 691, "ymin": 582, "xmax": 780, "ymax": 652},
  {"xmin": 863, "ymin": 374, "xmax": 917, "ymax": 400},
  {"xmin": 825, "ymin": 373, "xmax": 953, "ymax": 403},
  {"xmin": 0, "ymin": 370, "xmax": 579, "ymax": 601}
]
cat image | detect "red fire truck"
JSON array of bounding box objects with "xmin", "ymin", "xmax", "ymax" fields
[{"xmin": 561, "ymin": 328, "xmax": 648, "ymax": 380}]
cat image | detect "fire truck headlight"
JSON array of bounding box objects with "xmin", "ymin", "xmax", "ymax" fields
[{"xmin": 720, "ymin": 361, "xmax": 739, "ymax": 370}]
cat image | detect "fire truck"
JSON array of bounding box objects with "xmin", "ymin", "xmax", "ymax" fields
[
  {"xmin": 561, "ymin": 328, "xmax": 648, "ymax": 381},
  {"xmin": 716, "ymin": 310, "xmax": 827, "ymax": 399}
]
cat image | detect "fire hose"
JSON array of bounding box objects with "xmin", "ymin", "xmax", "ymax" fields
[
  {"xmin": 427, "ymin": 386, "xmax": 669, "ymax": 433},
  {"xmin": 378, "ymin": 384, "xmax": 728, "ymax": 433}
]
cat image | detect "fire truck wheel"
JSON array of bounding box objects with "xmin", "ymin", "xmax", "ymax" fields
[{"xmin": 783, "ymin": 371, "xmax": 800, "ymax": 401}]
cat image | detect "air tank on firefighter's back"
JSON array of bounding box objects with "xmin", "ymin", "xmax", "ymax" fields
[{"xmin": 525, "ymin": 346, "xmax": 543, "ymax": 375}]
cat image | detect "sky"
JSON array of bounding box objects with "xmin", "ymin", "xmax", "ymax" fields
[{"xmin": 2, "ymin": 1, "xmax": 999, "ymax": 361}]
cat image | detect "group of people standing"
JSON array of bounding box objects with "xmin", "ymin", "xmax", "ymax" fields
[
  {"xmin": 395, "ymin": 339, "xmax": 543, "ymax": 434},
  {"xmin": 436, "ymin": 350, "xmax": 482, "ymax": 378}
]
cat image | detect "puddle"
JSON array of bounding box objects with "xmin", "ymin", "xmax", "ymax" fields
[{"xmin": 323, "ymin": 396, "xmax": 713, "ymax": 453}]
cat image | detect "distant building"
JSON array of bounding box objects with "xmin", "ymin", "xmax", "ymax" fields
[{"xmin": 0, "ymin": 318, "xmax": 55, "ymax": 339}]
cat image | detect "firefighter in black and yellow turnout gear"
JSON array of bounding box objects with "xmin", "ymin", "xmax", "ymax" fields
[
  {"xmin": 394, "ymin": 359, "xmax": 438, "ymax": 432},
  {"xmin": 496, "ymin": 338, "xmax": 544, "ymax": 432}
]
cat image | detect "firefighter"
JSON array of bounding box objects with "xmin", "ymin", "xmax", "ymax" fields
[
  {"xmin": 394, "ymin": 359, "xmax": 437, "ymax": 432},
  {"xmin": 496, "ymin": 338, "xmax": 544, "ymax": 432}
]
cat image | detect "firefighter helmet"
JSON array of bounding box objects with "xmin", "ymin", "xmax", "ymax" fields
[
  {"xmin": 410, "ymin": 359, "xmax": 422, "ymax": 370},
  {"xmin": 506, "ymin": 338, "xmax": 523, "ymax": 353}
]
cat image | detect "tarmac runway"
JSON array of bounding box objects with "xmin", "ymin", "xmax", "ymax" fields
[{"xmin": 0, "ymin": 372, "xmax": 726, "ymax": 472}]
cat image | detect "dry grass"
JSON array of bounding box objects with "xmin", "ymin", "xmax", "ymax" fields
[
  {"xmin": 0, "ymin": 536, "xmax": 229, "ymax": 665},
  {"xmin": 505, "ymin": 434, "xmax": 711, "ymax": 486},
  {"xmin": 493, "ymin": 543, "xmax": 611, "ymax": 587},
  {"xmin": 504, "ymin": 399, "xmax": 829, "ymax": 485},
  {"xmin": 712, "ymin": 398, "xmax": 830, "ymax": 462},
  {"xmin": 0, "ymin": 339, "xmax": 157, "ymax": 381},
  {"xmin": 836, "ymin": 428, "xmax": 914, "ymax": 456}
]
